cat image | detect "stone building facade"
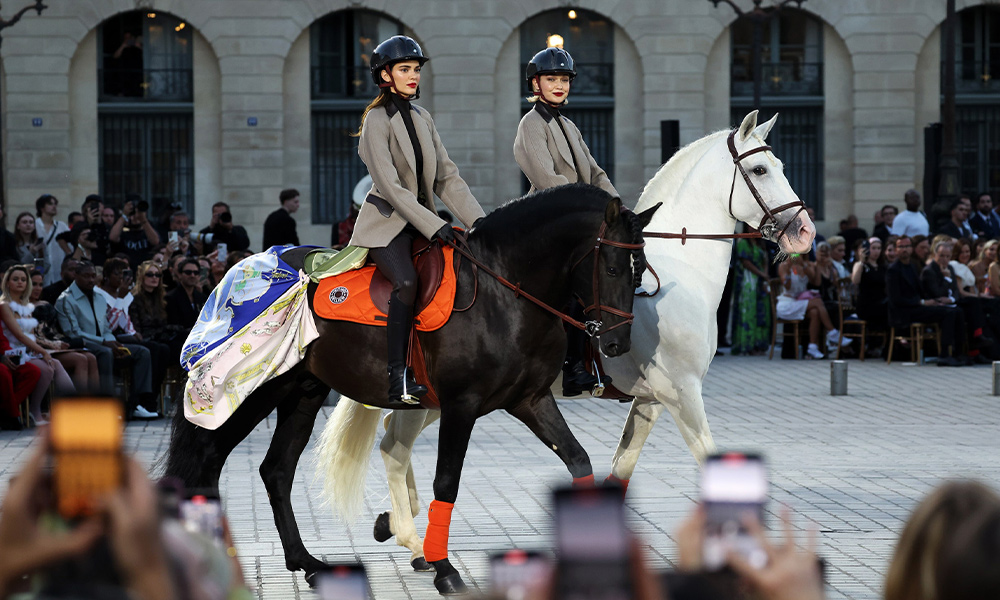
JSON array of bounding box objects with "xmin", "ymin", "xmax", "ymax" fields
[{"xmin": 1, "ymin": 0, "xmax": 995, "ymax": 245}]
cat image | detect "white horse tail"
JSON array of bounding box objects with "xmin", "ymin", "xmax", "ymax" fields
[{"xmin": 316, "ymin": 396, "xmax": 381, "ymax": 523}]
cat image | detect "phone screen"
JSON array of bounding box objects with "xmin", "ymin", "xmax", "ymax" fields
[
  {"xmin": 216, "ymin": 243, "xmax": 227, "ymax": 261},
  {"xmin": 179, "ymin": 494, "xmax": 224, "ymax": 544},
  {"xmin": 489, "ymin": 550, "xmax": 552, "ymax": 600},
  {"xmin": 50, "ymin": 397, "xmax": 124, "ymax": 519},
  {"xmin": 169, "ymin": 231, "xmax": 179, "ymax": 243},
  {"xmin": 553, "ymin": 485, "xmax": 632, "ymax": 600},
  {"xmin": 700, "ymin": 452, "xmax": 768, "ymax": 571},
  {"xmin": 315, "ymin": 564, "xmax": 371, "ymax": 600},
  {"xmin": 33, "ymin": 257, "xmax": 45, "ymax": 273}
]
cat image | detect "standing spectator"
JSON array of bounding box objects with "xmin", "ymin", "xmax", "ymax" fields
[
  {"xmin": 0, "ymin": 205, "xmax": 17, "ymax": 264},
  {"xmin": 197, "ymin": 202, "xmax": 250, "ymax": 254},
  {"xmin": 71, "ymin": 195, "xmax": 111, "ymax": 266},
  {"xmin": 262, "ymin": 188, "xmax": 300, "ymax": 249},
  {"xmin": 166, "ymin": 258, "xmax": 207, "ymax": 332},
  {"xmin": 66, "ymin": 211, "xmax": 84, "ymax": 228},
  {"xmin": 0, "ymin": 326, "xmax": 40, "ymax": 430},
  {"xmin": 42, "ymin": 257, "xmax": 78, "ymax": 305},
  {"xmin": 839, "ymin": 215, "xmax": 868, "ymax": 257},
  {"xmin": 101, "ymin": 205, "xmax": 117, "ymax": 228},
  {"xmin": 970, "ymin": 192, "xmax": 1000, "ymax": 239},
  {"xmin": 109, "ymin": 194, "xmax": 159, "ymax": 268},
  {"xmin": 0, "ymin": 265, "xmax": 75, "ymax": 424},
  {"xmin": 886, "ymin": 236, "xmax": 967, "ymax": 366},
  {"xmin": 13, "ymin": 212, "xmax": 46, "ymax": 269},
  {"xmin": 34, "ymin": 194, "xmax": 70, "ymax": 285},
  {"xmin": 729, "ymin": 232, "xmax": 770, "ymax": 356},
  {"xmin": 891, "ymin": 189, "xmax": 930, "ymax": 237},
  {"xmin": 873, "ymin": 204, "xmax": 897, "ymax": 243},
  {"xmin": 55, "ymin": 260, "xmax": 155, "ymax": 410},
  {"xmin": 939, "ymin": 197, "xmax": 976, "ymax": 240}
]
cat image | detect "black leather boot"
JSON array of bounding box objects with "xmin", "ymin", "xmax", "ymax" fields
[
  {"xmin": 562, "ymin": 360, "xmax": 602, "ymax": 397},
  {"xmin": 387, "ymin": 292, "xmax": 427, "ymax": 406}
]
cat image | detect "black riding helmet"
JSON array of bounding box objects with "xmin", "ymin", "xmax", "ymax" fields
[
  {"xmin": 370, "ymin": 35, "xmax": 430, "ymax": 95},
  {"xmin": 525, "ymin": 47, "xmax": 577, "ymax": 81}
]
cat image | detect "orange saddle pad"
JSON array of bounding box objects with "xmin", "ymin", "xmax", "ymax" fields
[{"xmin": 314, "ymin": 244, "xmax": 457, "ymax": 331}]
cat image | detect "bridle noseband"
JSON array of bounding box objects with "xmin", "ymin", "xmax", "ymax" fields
[{"xmin": 725, "ymin": 129, "xmax": 805, "ymax": 242}]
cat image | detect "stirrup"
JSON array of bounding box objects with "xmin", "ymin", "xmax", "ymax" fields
[{"xmin": 590, "ymin": 358, "xmax": 605, "ymax": 397}]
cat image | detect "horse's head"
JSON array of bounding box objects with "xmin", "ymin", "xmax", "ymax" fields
[
  {"xmin": 727, "ymin": 111, "xmax": 816, "ymax": 255},
  {"xmin": 573, "ymin": 197, "xmax": 660, "ymax": 357}
]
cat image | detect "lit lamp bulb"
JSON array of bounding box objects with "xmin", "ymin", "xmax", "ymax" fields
[
  {"xmin": 546, "ymin": 34, "xmax": 564, "ymax": 49},
  {"xmin": 568, "ymin": 10, "xmax": 577, "ymax": 19}
]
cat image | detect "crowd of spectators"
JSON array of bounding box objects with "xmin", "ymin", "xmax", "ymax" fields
[
  {"xmin": 0, "ymin": 192, "xmax": 262, "ymax": 428},
  {"xmin": 722, "ymin": 189, "xmax": 1000, "ymax": 366}
]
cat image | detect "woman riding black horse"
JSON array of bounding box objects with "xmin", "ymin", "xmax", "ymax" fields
[
  {"xmin": 352, "ymin": 35, "xmax": 486, "ymax": 407},
  {"xmin": 514, "ymin": 47, "xmax": 618, "ymax": 397}
]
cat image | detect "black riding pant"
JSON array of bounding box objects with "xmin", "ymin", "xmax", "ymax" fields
[{"xmin": 369, "ymin": 230, "xmax": 417, "ymax": 307}]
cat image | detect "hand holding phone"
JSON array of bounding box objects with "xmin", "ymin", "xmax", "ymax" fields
[
  {"xmin": 700, "ymin": 452, "xmax": 768, "ymax": 571},
  {"xmin": 168, "ymin": 231, "xmax": 179, "ymax": 244},
  {"xmin": 553, "ymin": 485, "xmax": 633, "ymax": 600},
  {"xmin": 216, "ymin": 243, "xmax": 227, "ymax": 261}
]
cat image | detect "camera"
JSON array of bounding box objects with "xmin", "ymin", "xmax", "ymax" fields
[
  {"xmin": 191, "ymin": 232, "xmax": 214, "ymax": 244},
  {"xmin": 137, "ymin": 200, "xmax": 149, "ymax": 213},
  {"xmin": 219, "ymin": 211, "xmax": 232, "ymax": 224}
]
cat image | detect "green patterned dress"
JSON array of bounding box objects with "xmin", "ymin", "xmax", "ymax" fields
[{"xmin": 730, "ymin": 239, "xmax": 771, "ymax": 355}]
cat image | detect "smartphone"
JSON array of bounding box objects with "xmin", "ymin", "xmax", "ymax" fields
[
  {"xmin": 553, "ymin": 485, "xmax": 632, "ymax": 600},
  {"xmin": 315, "ymin": 563, "xmax": 371, "ymax": 600},
  {"xmin": 700, "ymin": 452, "xmax": 768, "ymax": 571},
  {"xmin": 179, "ymin": 491, "xmax": 225, "ymax": 545},
  {"xmin": 50, "ymin": 397, "xmax": 124, "ymax": 519},
  {"xmin": 169, "ymin": 231, "xmax": 179, "ymax": 243},
  {"xmin": 489, "ymin": 549, "xmax": 552, "ymax": 600},
  {"xmin": 33, "ymin": 257, "xmax": 45, "ymax": 273},
  {"xmin": 216, "ymin": 243, "xmax": 227, "ymax": 261}
]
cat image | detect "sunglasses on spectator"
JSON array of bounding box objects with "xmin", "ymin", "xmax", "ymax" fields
[
  {"xmin": 182, "ymin": 270, "xmax": 200, "ymax": 276},
  {"xmin": 144, "ymin": 272, "xmax": 162, "ymax": 279}
]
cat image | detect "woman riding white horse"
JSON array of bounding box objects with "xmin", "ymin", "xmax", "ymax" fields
[{"xmin": 318, "ymin": 110, "xmax": 816, "ymax": 567}]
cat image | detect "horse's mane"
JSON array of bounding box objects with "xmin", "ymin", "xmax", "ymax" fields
[
  {"xmin": 635, "ymin": 129, "xmax": 730, "ymax": 212},
  {"xmin": 472, "ymin": 183, "xmax": 617, "ymax": 244}
]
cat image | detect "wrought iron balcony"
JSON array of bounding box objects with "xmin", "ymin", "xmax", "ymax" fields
[
  {"xmin": 520, "ymin": 62, "xmax": 614, "ymax": 97},
  {"xmin": 731, "ymin": 61, "xmax": 823, "ymax": 97},
  {"xmin": 99, "ymin": 68, "xmax": 193, "ymax": 103}
]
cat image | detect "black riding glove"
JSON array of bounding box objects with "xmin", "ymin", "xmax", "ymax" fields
[{"xmin": 434, "ymin": 224, "xmax": 456, "ymax": 245}]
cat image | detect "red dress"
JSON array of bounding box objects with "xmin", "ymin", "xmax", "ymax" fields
[{"xmin": 0, "ymin": 328, "xmax": 41, "ymax": 419}]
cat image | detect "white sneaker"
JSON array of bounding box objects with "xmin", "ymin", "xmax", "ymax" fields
[
  {"xmin": 806, "ymin": 344, "xmax": 825, "ymax": 359},
  {"xmin": 827, "ymin": 329, "xmax": 852, "ymax": 347},
  {"xmin": 132, "ymin": 406, "xmax": 159, "ymax": 420}
]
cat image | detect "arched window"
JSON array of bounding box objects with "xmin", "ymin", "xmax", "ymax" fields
[
  {"xmin": 730, "ymin": 9, "xmax": 824, "ymax": 217},
  {"xmin": 98, "ymin": 11, "xmax": 194, "ymax": 216},
  {"xmin": 949, "ymin": 6, "xmax": 1000, "ymax": 201},
  {"xmin": 519, "ymin": 9, "xmax": 615, "ymax": 186},
  {"xmin": 311, "ymin": 10, "xmax": 403, "ymax": 224}
]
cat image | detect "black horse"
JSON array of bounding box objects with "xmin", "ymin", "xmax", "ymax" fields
[{"xmin": 165, "ymin": 184, "xmax": 659, "ymax": 594}]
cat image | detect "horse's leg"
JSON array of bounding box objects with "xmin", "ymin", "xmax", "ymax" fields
[
  {"xmin": 607, "ymin": 398, "xmax": 666, "ymax": 492},
  {"xmin": 425, "ymin": 405, "xmax": 477, "ymax": 596},
  {"xmin": 257, "ymin": 372, "xmax": 331, "ymax": 583},
  {"xmin": 505, "ymin": 392, "xmax": 593, "ymax": 482},
  {"xmin": 376, "ymin": 408, "xmax": 439, "ymax": 572},
  {"xmin": 661, "ymin": 378, "xmax": 716, "ymax": 462}
]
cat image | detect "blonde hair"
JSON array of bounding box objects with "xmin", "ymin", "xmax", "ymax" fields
[{"xmin": 0, "ymin": 264, "xmax": 32, "ymax": 305}]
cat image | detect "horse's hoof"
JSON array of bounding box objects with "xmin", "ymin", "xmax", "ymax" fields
[
  {"xmin": 303, "ymin": 570, "xmax": 319, "ymax": 588},
  {"xmin": 434, "ymin": 572, "xmax": 468, "ymax": 596},
  {"xmin": 373, "ymin": 511, "xmax": 393, "ymax": 542},
  {"xmin": 411, "ymin": 557, "xmax": 434, "ymax": 572}
]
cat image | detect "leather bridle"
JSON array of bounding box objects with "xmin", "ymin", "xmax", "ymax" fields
[{"xmin": 447, "ymin": 218, "xmax": 645, "ymax": 338}]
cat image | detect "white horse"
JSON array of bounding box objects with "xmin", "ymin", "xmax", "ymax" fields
[{"xmin": 317, "ymin": 110, "xmax": 816, "ymax": 568}]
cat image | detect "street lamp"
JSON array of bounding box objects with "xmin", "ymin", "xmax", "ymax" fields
[
  {"xmin": 709, "ymin": 0, "xmax": 806, "ymax": 111},
  {"xmin": 0, "ymin": 1, "xmax": 48, "ymax": 217}
]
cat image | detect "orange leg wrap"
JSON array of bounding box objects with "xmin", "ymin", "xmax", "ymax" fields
[
  {"xmin": 605, "ymin": 474, "xmax": 629, "ymax": 496},
  {"xmin": 424, "ymin": 499, "xmax": 455, "ymax": 562},
  {"xmin": 572, "ymin": 474, "xmax": 595, "ymax": 488}
]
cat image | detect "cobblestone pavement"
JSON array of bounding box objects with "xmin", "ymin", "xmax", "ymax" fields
[{"xmin": 2, "ymin": 355, "xmax": 999, "ymax": 599}]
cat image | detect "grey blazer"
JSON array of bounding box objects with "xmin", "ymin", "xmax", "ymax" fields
[
  {"xmin": 55, "ymin": 281, "xmax": 115, "ymax": 345},
  {"xmin": 514, "ymin": 102, "xmax": 618, "ymax": 197},
  {"xmin": 350, "ymin": 101, "xmax": 486, "ymax": 249}
]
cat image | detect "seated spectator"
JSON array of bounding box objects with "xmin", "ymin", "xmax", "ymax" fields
[
  {"xmin": 0, "ymin": 326, "xmax": 40, "ymax": 430},
  {"xmin": 730, "ymin": 231, "xmax": 770, "ymax": 356},
  {"xmin": 886, "ymin": 236, "xmax": 968, "ymax": 366},
  {"xmin": 55, "ymin": 260, "xmax": 156, "ymax": 414},
  {"xmin": 225, "ymin": 249, "xmax": 253, "ymax": 272},
  {"xmin": 0, "ymin": 205, "xmax": 17, "ymax": 264},
  {"xmin": 912, "ymin": 234, "xmax": 930, "ymax": 265},
  {"xmin": 884, "ymin": 234, "xmax": 899, "ymax": 263},
  {"xmin": 973, "ymin": 240, "xmax": 998, "ymax": 296},
  {"xmin": 70, "ymin": 195, "xmax": 111, "ymax": 266},
  {"xmin": 197, "ymin": 201, "xmax": 250, "ymax": 255},
  {"xmin": 970, "ymin": 192, "xmax": 1000, "ymax": 239},
  {"xmin": 42, "ymin": 256, "xmax": 79, "ymax": 304},
  {"xmin": 13, "ymin": 211, "xmax": 47, "ymax": 271},
  {"xmin": 109, "ymin": 193, "xmax": 159, "ymax": 268},
  {"xmin": 776, "ymin": 253, "xmax": 847, "ymax": 359},
  {"xmin": 873, "ymin": 204, "xmax": 897, "ymax": 243},
  {"xmin": 0, "ymin": 265, "xmax": 75, "ymax": 424},
  {"xmin": 205, "ymin": 249, "xmax": 227, "ymax": 294},
  {"xmin": 166, "ymin": 258, "xmax": 207, "ymax": 335},
  {"xmin": 826, "ymin": 235, "xmax": 850, "ymax": 276},
  {"xmin": 939, "ymin": 196, "xmax": 976, "ymax": 240},
  {"xmin": 885, "ymin": 480, "xmax": 1000, "ymax": 600},
  {"xmin": 920, "ymin": 239, "xmax": 993, "ymax": 362},
  {"xmin": 950, "ymin": 237, "xmax": 978, "ymax": 296},
  {"xmin": 164, "ymin": 252, "xmax": 187, "ymax": 290},
  {"xmin": 839, "ymin": 215, "xmax": 868, "ymax": 258},
  {"xmin": 811, "ymin": 241, "xmax": 840, "ymax": 303},
  {"xmin": 130, "ymin": 260, "xmax": 186, "ymax": 362},
  {"xmin": 851, "ymin": 238, "xmax": 889, "ymax": 332}
]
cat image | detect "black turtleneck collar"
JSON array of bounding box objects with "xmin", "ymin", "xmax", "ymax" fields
[
  {"xmin": 534, "ymin": 100, "xmax": 565, "ymax": 123},
  {"xmin": 386, "ymin": 92, "xmax": 415, "ymax": 118}
]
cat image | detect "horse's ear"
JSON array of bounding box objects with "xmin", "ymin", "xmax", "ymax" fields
[
  {"xmin": 737, "ymin": 110, "xmax": 759, "ymax": 143},
  {"xmin": 635, "ymin": 202, "xmax": 661, "ymax": 230},
  {"xmin": 754, "ymin": 113, "xmax": 778, "ymax": 141},
  {"xmin": 604, "ymin": 197, "xmax": 623, "ymax": 226}
]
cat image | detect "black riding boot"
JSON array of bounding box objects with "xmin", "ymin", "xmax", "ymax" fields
[
  {"xmin": 562, "ymin": 305, "xmax": 603, "ymax": 397},
  {"xmin": 387, "ymin": 291, "xmax": 428, "ymax": 406}
]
